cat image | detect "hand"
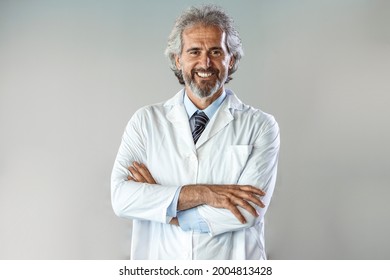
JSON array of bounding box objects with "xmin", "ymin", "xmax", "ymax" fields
[
  {"xmin": 128, "ymin": 163, "xmax": 180, "ymax": 227},
  {"xmin": 169, "ymin": 217, "xmax": 179, "ymax": 226},
  {"xmin": 127, "ymin": 162, "xmax": 156, "ymax": 184},
  {"xmin": 127, "ymin": 163, "xmax": 266, "ymax": 224},
  {"xmin": 179, "ymin": 184, "xmax": 266, "ymax": 224}
]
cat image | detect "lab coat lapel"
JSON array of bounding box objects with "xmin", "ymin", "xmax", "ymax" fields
[
  {"xmin": 196, "ymin": 90, "xmax": 243, "ymax": 148},
  {"xmin": 165, "ymin": 90, "xmax": 196, "ymax": 152}
]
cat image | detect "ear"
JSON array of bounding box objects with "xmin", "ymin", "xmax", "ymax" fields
[
  {"xmin": 229, "ymin": 56, "xmax": 235, "ymax": 70},
  {"xmin": 175, "ymin": 55, "xmax": 181, "ymax": 70}
]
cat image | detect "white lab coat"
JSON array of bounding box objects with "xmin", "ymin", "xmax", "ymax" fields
[{"xmin": 111, "ymin": 89, "xmax": 280, "ymax": 259}]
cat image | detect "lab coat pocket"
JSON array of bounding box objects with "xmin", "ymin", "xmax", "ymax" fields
[{"xmin": 225, "ymin": 145, "xmax": 253, "ymax": 183}]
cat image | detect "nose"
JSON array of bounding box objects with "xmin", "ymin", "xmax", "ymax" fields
[{"xmin": 198, "ymin": 53, "xmax": 211, "ymax": 69}]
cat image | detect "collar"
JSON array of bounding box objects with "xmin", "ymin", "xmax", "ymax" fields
[{"xmin": 183, "ymin": 90, "xmax": 227, "ymax": 120}]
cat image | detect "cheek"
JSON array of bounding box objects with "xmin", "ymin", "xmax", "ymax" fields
[
  {"xmin": 222, "ymin": 57, "xmax": 232, "ymax": 67},
  {"xmin": 217, "ymin": 61, "xmax": 230, "ymax": 73},
  {"xmin": 180, "ymin": 60, "xmax": 196, "ymax": 71},
  {"xmin": 214, "ymin": 56, "xmax": 230, "ymax": 67}
]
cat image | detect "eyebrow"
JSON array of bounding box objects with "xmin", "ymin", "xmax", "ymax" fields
[
  {"xmin": 186, "ymin": 47, "xmax": 201, "ymax": 53},
  {"xmin": 185, "ymin": 47, "xmax": 223, "ymax": 53}
]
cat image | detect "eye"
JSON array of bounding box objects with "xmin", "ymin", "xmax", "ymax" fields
[
  {"xmin": 189, "ymin": 50, "xmax": 200, "ymax": 56},
  {"xmin": 210, "ymin": 50, "xmax": 222, "ymax": 56}
]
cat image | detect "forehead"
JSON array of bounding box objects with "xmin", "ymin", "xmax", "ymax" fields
[{"xmin": 182, "ymin": 24, "xmax": 226, "ymax": 48}]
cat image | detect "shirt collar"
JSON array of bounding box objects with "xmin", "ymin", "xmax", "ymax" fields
[{"xmin": 183, "ymin": 90, "xmax": 227, "ymax": 120}]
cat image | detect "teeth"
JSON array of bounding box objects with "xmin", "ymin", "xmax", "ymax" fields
[{"xmin": 197, "ymin": 72, "xmax": 212, "ymax": 78}]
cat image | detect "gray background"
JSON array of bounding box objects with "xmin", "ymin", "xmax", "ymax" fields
[{"xmin": 1, "ymin": 0, "xmax": 389, "ymax": 259}]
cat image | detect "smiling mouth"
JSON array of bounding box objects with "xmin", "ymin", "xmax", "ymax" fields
[
  {"xmin": 196, "ymin": 71, "xmax": 213, "ymax": 78},
  {"xmin": 191, "ymin": 68, "xmax": 218, "ymax": 80}
]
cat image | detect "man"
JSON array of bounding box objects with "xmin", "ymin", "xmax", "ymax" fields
[{"xmin": 111, "ymin": 5, "xmax": 280, "ymax": 260}]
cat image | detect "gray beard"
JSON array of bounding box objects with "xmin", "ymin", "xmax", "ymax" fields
[
  {"xmin": 183, "ymin": 71, "xmax": 223, "ymax": 99},
  {"xmin": 188, "ymin": 79, "xmax": 221, "ymax": 99}
]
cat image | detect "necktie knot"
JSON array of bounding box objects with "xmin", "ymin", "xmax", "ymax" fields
[{"xmin": 192, "ymin": 111, "xmax": 209, "ymax": 144}]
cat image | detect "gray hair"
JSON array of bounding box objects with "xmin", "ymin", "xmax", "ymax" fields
[{"xmin": 165, "ymin": 5, "xmax": 244, "ymax": 84}]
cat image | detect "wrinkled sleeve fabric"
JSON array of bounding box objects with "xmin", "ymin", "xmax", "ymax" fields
[
  {"xmin": 197, "ymin": 114, "xmax": 280, "ymax": 236},
  {"xmin": 111, "ymin": 109, "xmax": 180, "ymax": 224},
  {"xmin": 177, "ymin": 208, "xmax": 210, "ymax": 233}
]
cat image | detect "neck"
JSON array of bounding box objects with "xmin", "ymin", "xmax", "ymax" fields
[{"xmin": 185, "ymin": 86, "xmax": 224, "ymax": 110}]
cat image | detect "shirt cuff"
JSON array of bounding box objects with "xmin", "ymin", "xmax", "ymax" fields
[
  {"xmin": 177, "ymin": 208, "xmax": 210, "ymax": 233},
  {"xmin": 166, "ymin": 186, "xmax": 182, "ymax": 218}
]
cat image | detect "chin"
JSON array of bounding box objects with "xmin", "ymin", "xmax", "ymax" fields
[
  {"xmin": 191, "ymin": 82, "xmax": 221, "ymax": 99},
  {"xmin": 193, "ymin": 88, "xmax": 217, "ymax": 99}
]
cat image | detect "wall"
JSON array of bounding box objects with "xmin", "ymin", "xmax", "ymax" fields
[{"xmin": 0, "ymin": 0, "xmax": 389, "ymax": 259}]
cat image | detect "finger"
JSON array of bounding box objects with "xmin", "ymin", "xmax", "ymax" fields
[
  {"xmin": 222, "ymin": 185, "xmax": 265, "ymax": 196},
  {"xmin": 134, "ymin": 162, "xmax": 156, "ymax": 184},
  {"xmin": 221, "ymin": 188, "xmax": 265, "ymax": 209},
  {"xmin": 225, "ymin": 204, "xmax": 247, "ymax": 224},
  {"xmin": 127, "ymin": 175, "xmax": 135, "ymax": 181},
  {"xmin": 238, "ymin": 192, "xmax": 266, "ymax": 209},
  {"xmin": 226, "ymin": 194, "xmax": 259, "ymax": 217},
  {"xmin": 239, "ymin": 185, "xmax": 266, "ymax": 196},
  {"xmin": 216, "ymin": 196, "xmax": 247, "ymax": 224},
  {"xmin": 240, "ymin": 201, "xmax": 258, "ymax": 217},
  {"xmin": 134, "ymin": 162, "xmax": 155, "ymax": 184},
  {"xmin": 169, "ymin": 217, "xmax": 179, "ymax": 226},
  {"xmin": 141, "ymin": 163, "xmax": 157, "ymax": 183},
  {"xmin": 129, "ymin": 166, "xmax": 147, "ymax": 183}
]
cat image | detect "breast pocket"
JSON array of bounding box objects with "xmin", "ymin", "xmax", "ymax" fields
[{"xmin": 224, "ymin": 145, "xmax": 253, "ymax": 183}]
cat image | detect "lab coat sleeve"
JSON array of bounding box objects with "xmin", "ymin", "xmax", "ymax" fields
[
  {"xmin": 197, "ymin": 115, "xmax": 280, "ymax": 236},
  {"xmin": 111, "ymin": 110, "xmax": 180, "ymax": 224}
]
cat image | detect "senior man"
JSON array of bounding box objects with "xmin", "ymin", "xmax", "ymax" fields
[{"xmin": 111, "ymin": 5, "xmax": 280, "ymax": 260}]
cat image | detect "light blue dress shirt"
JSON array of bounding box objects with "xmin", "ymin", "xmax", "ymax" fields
[{"xmin": 166, "ymin": 90, "xmax": 227, "ymax": 232}]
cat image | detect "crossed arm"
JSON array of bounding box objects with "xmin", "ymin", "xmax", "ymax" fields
[
  {"xmin": 112, "ymin": 111, "xmax": 279, "ymax": 235},
  {"xmin": 128, "ymin": 161, "xmax": 266, "ymax": 225}
]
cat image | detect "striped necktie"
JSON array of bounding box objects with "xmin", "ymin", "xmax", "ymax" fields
[{"xmin": 192, "ymin": 111, "xmax": 209, "ymax": 144}]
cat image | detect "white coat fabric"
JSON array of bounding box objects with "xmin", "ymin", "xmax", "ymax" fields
[{"xmin": 111, "ymin": 89, "xmax": 280, "ymax": 260}]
